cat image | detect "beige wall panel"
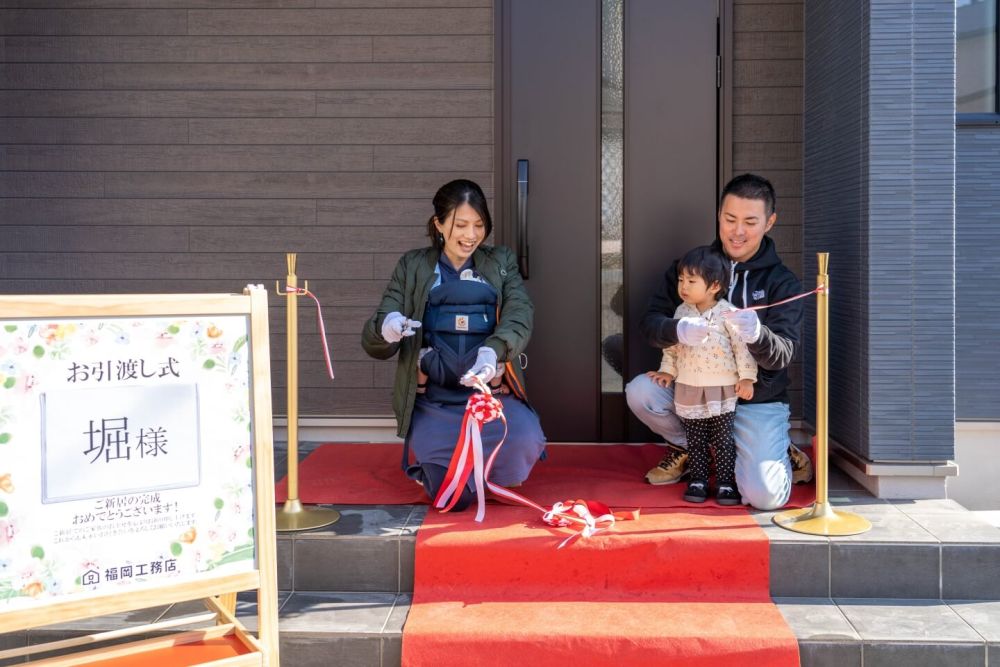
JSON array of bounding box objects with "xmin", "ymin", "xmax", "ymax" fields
[
  {"xmin": 0, "ymin": 91, "xmax": 318, "ymax": 117},
  {"xmin": 189, "ymin": 118, "xmax": 491, "ymax": 144},
  {"xmin": 1, "ymin": 36, "xmax": 373, "ymax": 63},
  {"xmin": 0, "ymin": 198, "xmax": 318, "ymax": 226},
  {"xmin": 315, "ymin": 90, "xmax": 492, "ymax": 117},
  {"xmin": 0, "ymin": 9, "xmax": 187, "ymax": 35},
  {"xmin": 187, "ymin": 8, "xmax": 491, "ymax": 36}
]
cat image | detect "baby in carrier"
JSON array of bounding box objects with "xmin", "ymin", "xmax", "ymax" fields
[{"xmin": 418, "ymin": 266, "xmax": 504, "ymax": 401}]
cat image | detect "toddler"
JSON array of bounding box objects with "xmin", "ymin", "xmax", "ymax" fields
[{"xmin": 645, "ymin": 246, "xmax": 757, "ymax": 505}]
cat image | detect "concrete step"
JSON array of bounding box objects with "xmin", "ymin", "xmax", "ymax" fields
[
  {"xmin": 276, "ymin": 505, "xmax": 426, "ymax": 594},
  {"xmin": 0, "ymin": 591, "xmax": 409, "ymax": 667},
  {"xmin": 777, "ymin": 597, "xmax": 1000, "ymax": 667},
  {"xmin": 7, "ymin": 459, "xmax": 1000, "ymax": 666}
]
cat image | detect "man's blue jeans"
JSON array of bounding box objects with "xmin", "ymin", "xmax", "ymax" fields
[{"xmin": 625, "ymin": 374, "xmax": 793, "ymax": 510}]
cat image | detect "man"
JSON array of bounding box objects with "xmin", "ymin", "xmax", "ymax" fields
[{"xmin": 624, "ymin": 173, "xmax": 812, "ymax": 510}]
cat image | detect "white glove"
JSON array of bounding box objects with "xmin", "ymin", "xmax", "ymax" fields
[
  {"xmin": 381, "ymin": 311, "xmax": 421, "ymax": 344},
  {"xmin": 676, "ymin": 316, "xmax": 710, "ymax": 346},
  {"xmin": 460, "ymin": 347, "xmax": 498, "ymax": 386},
  {"xmin": 724, "ymin": 309, "xmax": 762, "ymax": 343}
]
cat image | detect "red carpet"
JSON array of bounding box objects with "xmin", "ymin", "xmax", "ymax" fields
[
  {"xmin": 278, "ymin": 442, "xmax": 805, "ymax": 665},
  {"xmin": 403, "ymin": 506, "xmax": 800, "ymax": 665},
  {"xmin": 275, "ymin": 442, "xmax": 815, "ymax": 509}
]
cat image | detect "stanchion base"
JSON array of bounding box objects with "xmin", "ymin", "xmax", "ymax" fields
[
  {"xmin": 275, "ymin": 499, "xmax": 340, "ymax": 532},
  {"xmin": 773, "ymin": 502, "xmax": 872, "ymax": 536}
]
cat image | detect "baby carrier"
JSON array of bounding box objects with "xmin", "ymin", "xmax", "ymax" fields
[{"xmin": 419, "ymin": 272, "xmax": 498, "ymax": 404}]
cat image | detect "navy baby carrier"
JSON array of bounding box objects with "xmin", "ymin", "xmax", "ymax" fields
[{"xmin": 419, "ymin": 270, "xmax": 498, "ymax": 405}]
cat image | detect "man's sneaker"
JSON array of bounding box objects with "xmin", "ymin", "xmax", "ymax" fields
[
  {"xmin": 645, "ymin": 444, "xmax": 689, "ymax": 485},
  {"xmin": 789, "ymin": 443, "xmax": 814, "ymax": 484},
  {"xmin": 716, "ymin": 483, "xmax": 741, "ymax": 506},
  {"xmin": 683, "ymin": 479, "xmax": 709, "ymax": 503}
]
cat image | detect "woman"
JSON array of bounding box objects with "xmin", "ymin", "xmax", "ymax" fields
[{"xmin": 362, "ymin": 179, "xmax": 546, "ymax": 509}]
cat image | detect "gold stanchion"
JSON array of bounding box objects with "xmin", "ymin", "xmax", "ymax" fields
[
  {"xmin": 275, "ymin": 253, "xmax": 340, "ymax": 532},
  {"xmin": 773, "ymin": 253, "xmax": 871, "ymax": 536}
]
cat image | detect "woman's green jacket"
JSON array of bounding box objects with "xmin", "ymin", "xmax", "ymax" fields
[{"xmin": 361, "ymin": 245, "xmax": 534, "ymax": 438}]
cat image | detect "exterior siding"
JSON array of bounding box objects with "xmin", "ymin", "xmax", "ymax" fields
[
  {"xmin": 0, "ymin": 2, "xmax": 494, "ymax": 417},
  {"xmin": 805, "ymin": 0, "xmax": 956, "ymax": 461},
  {"xmin": 731, "ymin": 0, "xmax": 805, "ymax": 420},
  {"xmin": 956, "ymin": 127, "xmax": 1000, "ymax": 420},
  {"xmin": 867, "ymin": 0, "xmax": 955, "ymax": 461},
  {"xmin": 803, "ymin": 0, "xmax": 869, "ymax": 455}
]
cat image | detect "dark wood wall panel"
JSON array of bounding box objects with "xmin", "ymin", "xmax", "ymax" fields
[
  {"xmin": 0, "ymin": 91, "xmax": 319, "ymax": 117},
  {"xmin": 1, "ymin": 63, "xmax": 492, "ymax": 89},
  {"xmin": 315, "ymin": 90, "xmax": 493, "ymax": 117},
  {"xmin": 0, "ymin": 198, "xmax": 318, "ymax": 225},
  {"xmin": 188, "ymin": 118, "xmax": 491, "ymax": 144},
  {"xmin": 0, "ymin": 9, "xmax": 188, "ymax": 34},
  {"xmin": 0, "ymin": 118, "xmax": 189, "ymax": 143},
  {"xmin": 0, "ymin": 145, "xmax": 375, "ymax": 171},
  {"xmin": 186, "ymin": 9, "xmax": 491, "ymax": 35},
  {"xmin": 0, "ymin": 2, "xmax": 492, "ymax": 418},
  {"xmin": 0, "ymin": 1, "xmax": 490, "ymax": 7},
  {"xmin": 1, "ymin": 36, "xmax": 374, "ymax": 62},
  {"xmin": 731, "ymin": 0, "xmax": 804, "ymax": 418}
]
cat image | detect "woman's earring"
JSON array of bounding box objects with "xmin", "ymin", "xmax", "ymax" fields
[{"xmin": 438, "ymin": 233, "xmax": 444, "ymax": 244}]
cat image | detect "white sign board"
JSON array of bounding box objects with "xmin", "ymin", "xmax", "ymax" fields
[
  {"xmin": 41, "ymin": 384, "xmax": 202, "ymax": 503},
  {"xmin": 0, "ymin": 316, "xmax": 256, "ymax": 611}
]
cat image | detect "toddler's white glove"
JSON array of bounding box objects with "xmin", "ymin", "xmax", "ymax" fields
[
  {"xmin": 676, "ymin": 316, "xmax": 711, "ymax": 346},
  {"xmin": 460, "ymin": 347, "xmax": 498, "ymax": 387},
  {"xmin": 723, "ymin": 309, "xmax": 762, "ymax": 343},
  {"xmin": 381, "ymin": 311, "xmax": 421, "ymax": 343}
]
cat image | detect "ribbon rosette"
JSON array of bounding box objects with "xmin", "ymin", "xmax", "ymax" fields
[{"xmin": 433, "ymin": 383, "xmax": 638, "ymax": 546}]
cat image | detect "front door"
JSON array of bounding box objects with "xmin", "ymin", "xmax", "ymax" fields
[{"xmin": 497, "ymin": 0, "xmax": 721, "ymax": 442}]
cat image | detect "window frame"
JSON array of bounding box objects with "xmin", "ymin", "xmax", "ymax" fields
[{"xmin": 956, "ymin": 0, "xmax": 1000, "ymax": 124}]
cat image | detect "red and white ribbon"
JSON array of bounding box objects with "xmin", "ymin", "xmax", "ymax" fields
[
  {"xmin": 738, "ymin": 284, "xmax": 825, "ymax": 312},
  {"xmin": 285, "ymin": 285, "xmax": 335, "ymax": 380},
  {"xmin": 433, "ymin": 378, "xmax": 638, "ymax": 546}
]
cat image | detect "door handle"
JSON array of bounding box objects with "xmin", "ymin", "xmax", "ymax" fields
[{"xmin": 516, "ymin": 159, "xmax": 529, "ymax": 279}]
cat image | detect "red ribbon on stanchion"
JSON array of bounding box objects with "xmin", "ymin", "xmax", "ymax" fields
[
  {"xmin": 739, "ymin": 284, "xmax": 825, "ymax": 312},
  {"xmin": 285, "ymin": 285, "xmax": 335, "ymax": 380},
  {"xmin": 432, "ymin": 377, "xmax": 638, "ymax": 548}
]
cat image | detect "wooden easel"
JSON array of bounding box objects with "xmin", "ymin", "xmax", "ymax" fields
[{"xmin": 0, "ymin": 287, "xmax": 279, "ymax": 666}]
